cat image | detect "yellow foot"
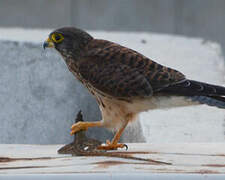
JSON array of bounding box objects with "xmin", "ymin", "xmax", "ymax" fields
[
  {"xmin": 70, "ymin": 122, "xmax": 88, "ymax": 135},
  {"xmin": 97, "ymin": 140, "xmax": 128, "ymax": 151}
]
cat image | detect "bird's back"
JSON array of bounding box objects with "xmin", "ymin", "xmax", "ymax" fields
[{"xmin": 82, "ymin": 39, "xmax": 185, "ymax": 92}]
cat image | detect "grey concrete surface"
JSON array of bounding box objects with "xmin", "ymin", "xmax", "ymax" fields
[
  {"xmin": 0, "ymin": 0, "xmax": 71, "ymax": 28},
  {"xmin": 1, "ymin": 0, "xmax": 225, "ymax": 57},
  {"xmin": 0, "ymin": 40, "xmax": 110, "ymax": 144}
]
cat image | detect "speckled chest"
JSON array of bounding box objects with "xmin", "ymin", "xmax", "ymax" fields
[{"xmin": 64, "ymin": 57, "xmax": 109, "ymax": 107}]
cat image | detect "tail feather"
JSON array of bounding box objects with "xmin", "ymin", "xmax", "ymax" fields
[
  {"xmin": 160, "ymin": 79, "xmax": 225, "ymax": 96},
  {"xmin": 157, "ymin": 79, "xmax": 225, "ymax": 109},
  {"xmin": 190, "ymin": 96, "xmax": 225, "ymax": 109}
]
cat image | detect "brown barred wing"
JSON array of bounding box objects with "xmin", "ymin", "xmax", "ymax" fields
[
  {"xmin": 83, "ymin": 39, "xmax": 186, "ymax": 93},
  {"xmin": 78, "ymin": 60, "xmax": 153, "ymax": 98}
]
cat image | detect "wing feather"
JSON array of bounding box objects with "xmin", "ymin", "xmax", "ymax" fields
[
  {"xmin": 78, "ymin": 40, "xmax": 185, "ymax": 97},
  {"xmin": 78, "ymin": 59, "xmax": 152, "ymax": 98}
]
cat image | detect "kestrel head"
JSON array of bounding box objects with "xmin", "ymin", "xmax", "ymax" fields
[{"xmin": 43, "ymin": 27, "xmax": 93, "ymax": 58}]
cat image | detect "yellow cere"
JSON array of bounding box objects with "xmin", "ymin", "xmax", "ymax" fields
[{"xmin": 51, "ymin": 33, "xmax": 64, "ymax": 43}]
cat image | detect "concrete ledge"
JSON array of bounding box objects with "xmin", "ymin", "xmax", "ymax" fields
[{"xmin": 0, "ymin": 143, "xmax": 225, "ymax": 176}]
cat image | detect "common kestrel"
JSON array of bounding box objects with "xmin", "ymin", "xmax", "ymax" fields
[{"xmin": 44, "ymin": 27, "xmax": 225, "ymax": 150}]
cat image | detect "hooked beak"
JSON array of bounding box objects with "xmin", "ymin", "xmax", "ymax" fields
[{"xmin": 43, "ymin": 38, "xmax": 54, "ymax": 49}]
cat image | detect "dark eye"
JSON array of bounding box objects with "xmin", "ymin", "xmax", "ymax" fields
[{"xmin": 51, "ymin": 33, "xmax": 64, "ymax": 43}]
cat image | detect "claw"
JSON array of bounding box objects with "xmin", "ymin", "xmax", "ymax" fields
[
  {"xmin": 106, "ymin": 140, "xmax": 111, "ymax": 145},
  {"xmin": 97, "ymin": 142, "xmax": 128, "ymax": 151},
  {"xmin": 124, "ymin": 144, "xmax": 128, "ymax": 150}
]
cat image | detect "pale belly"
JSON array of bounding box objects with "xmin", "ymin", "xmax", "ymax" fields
[{"xmin": 96, "ymin": 94, "xmax": 199, "ymax": 131}]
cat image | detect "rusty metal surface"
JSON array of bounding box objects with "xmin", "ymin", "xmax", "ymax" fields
[{"xmin": 0, "ymin": 143, "xmax": 225, "ymax": 175}]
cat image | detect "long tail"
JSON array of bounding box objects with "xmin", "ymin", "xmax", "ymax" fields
[
  {"xmin": 158, "ymin": 79, "xmax": 225, "ymax": 109},
  {"xmin": 190, "ymin": 95, "xmax": 225, "ymax": 109}
]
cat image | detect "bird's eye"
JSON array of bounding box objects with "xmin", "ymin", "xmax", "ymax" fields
[{"xmin": 51, "ymin": 33, "xmax": 64, "ymax": 43}]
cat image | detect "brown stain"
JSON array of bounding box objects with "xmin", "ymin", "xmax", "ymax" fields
[
  {"xmin": 203, "ymin": 164, "xmax": 225, "ymax": 168},
  {"xmin": 0, "ymin": 166, "xmax": 47, "ymax": 170},
  {"xmin": 92, "ymin": 159, "xmax": 171, "ymax": 169},
  {"xmin": 110, "ymin": 151, "xmax": 155, "ymax": 155},
  {"xmin": 192, "ymin": 170, "xmax": 220, "ymax": 174},
  {"xmin": 92, "ymin": 160, "xmax": 158, "ymax": 169},
  {"xmin": 126, "ymin": 151, "xmax": 225, "ymax": 157},
  {"xmin": 88, "ymin": 151, "xmax": 171, "ymax": 165},
  {"xmin": 0, "ymin": 157, "xmax": 12, "ymax": 163},
  {"xmin": 134, "ymin": 151, "xmax": 225, "ymax": 157},
  {"xmin": 0, "ymin": 157, "xmax": 52, "ymax": 163},
  {"xmin": 93, "ymin": 160, "xmax": 129, "ymax": 169},
  {"xmin": 214, "ymin": 154, "xmax": 225, "ymax": 157},
  {"xmin": 112, "ymin": 151, "xmax": 225, "ymax": 157},
  {"xmin": 135, "ymin": 167, "xmax": 221, "ymax": 174}
]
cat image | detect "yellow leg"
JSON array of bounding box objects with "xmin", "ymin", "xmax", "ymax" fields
[
  {"xmin": 70, "ymin": 121, "xmax": 102, "ymax": 135},
  {"xmin": 97, "ymin": 121, "xmax": 128, "ymax": 150}
]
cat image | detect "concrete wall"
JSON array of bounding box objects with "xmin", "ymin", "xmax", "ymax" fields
[
  {"xmin": 1, "ymin": 0, "xmax": 225, "ymax": 53},
  {"xmin": 0, "ymin": 40, "xmax": 112, "ymax": 144}
]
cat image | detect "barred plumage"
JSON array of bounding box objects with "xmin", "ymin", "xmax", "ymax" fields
[{"xmin": 44, "ymin": 27, "xmax": 225, "ymax": 151}]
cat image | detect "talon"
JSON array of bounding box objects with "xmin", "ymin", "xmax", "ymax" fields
[
  {"xmin": 124, "ymin": 144, "xmax": 128, "ymax": 150},
  {"xmin": 97, "ymin": 142, "xmax": 128, "ymax": 151},
  {"xmin": 106, "ymin": 140, "xmax": 111, "ymax": 145}
]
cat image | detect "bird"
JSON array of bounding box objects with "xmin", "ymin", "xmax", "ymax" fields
[{"xmin": 43, "ymin": 27, "xmax": 225, "ymax": 150}]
